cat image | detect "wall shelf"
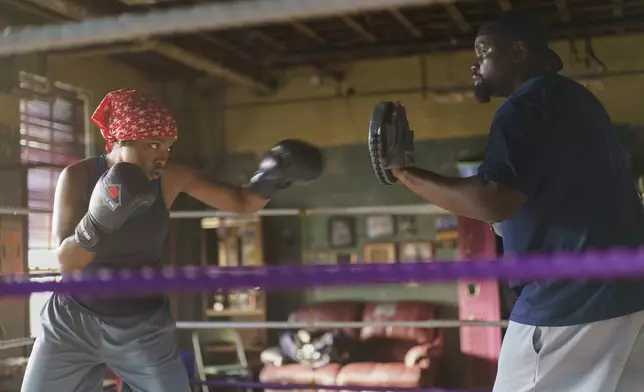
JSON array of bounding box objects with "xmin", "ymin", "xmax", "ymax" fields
[
  {"xmin": 199, "ymin": 216, "xmax": 267, "ymax": 353},
  {"xmin": 204, "ymin": 308, "xmax": 265, "ymax": 318}
]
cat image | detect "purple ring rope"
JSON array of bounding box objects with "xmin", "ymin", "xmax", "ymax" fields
[
  {"xmin": 2, "ymin": 247, "xmax": 643, "ymax": 296},
  {"xmin": 198, "ymin": 379, "xmax": 488, "ymax": 392}
]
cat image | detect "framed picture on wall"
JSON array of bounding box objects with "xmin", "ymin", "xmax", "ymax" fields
[
  {"xmin": 328, "ymin": 216, "xmax": 356, "ymax": 248},
  {"xmin": 397, "ymin": 215, "xmax": 417, "ymax": 236},
  {"xmin": 333, "ymin": 252, "xmax": 359, "ymax": 264},
  {"xmin": 305, "ymin": 251, "xmax": 335, "ymax": 265},
  {"xmin": 435, "ymin": 216, "xmax": 459, "ymax": 243},
  {"xmin": 363, "ymin": 242, "xmax": 397, "ymax": 264},
  {"xmin": 400, "ymin": 241, "xmax": 434, "ymax": 263},
  {"xmin": 366, "ymin": 216, "xmax": 395, "ymax": 239}
]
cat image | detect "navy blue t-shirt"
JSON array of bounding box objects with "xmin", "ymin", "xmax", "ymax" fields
[{"xmin": 478, "ymin": 72, "xmax": 644, "ymax": 326}]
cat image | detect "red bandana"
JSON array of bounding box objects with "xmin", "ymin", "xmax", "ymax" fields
[{"xmin": 91, "ymin": 89, "xmax": 178, "ymax": 152}]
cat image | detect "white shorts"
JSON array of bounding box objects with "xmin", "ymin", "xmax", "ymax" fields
[{"xmin": 493, "ymin": 310, "xmax": 644, "ymax": 392}]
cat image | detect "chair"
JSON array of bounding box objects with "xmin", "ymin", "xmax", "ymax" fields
[
  {"xmin": 259, "ymin": 301, "xmax": 445, "ymax": 391},
  {"xmin": 192, "ymin": 328, "xmax": 252, "ymax": 392},
  {"xmin": 259, "ymin": 302, "xmax": 364, "ymax": 392},
  {"xmin": 336, "ymin": 302, "xmax": 444, "ymax": 389}
]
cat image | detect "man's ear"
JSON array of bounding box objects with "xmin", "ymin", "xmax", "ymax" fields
[{"xmin": 512, "ymin": 41, "xmax": 529, "ymax": 63}]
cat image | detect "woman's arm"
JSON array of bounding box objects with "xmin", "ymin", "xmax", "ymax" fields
[
  {"xmin": 162, "ymin": 163, "xmax": 268, "ymax": 213},
  {"xmin": 162, "ymin": 140, "xmax": 323, "ymax": 212},
  {"xmin": 53, "ymin": 164, "xmax": 96, "ymax": 273}
]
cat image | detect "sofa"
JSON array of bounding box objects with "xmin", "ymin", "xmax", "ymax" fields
[{"xmin": 260, "ymin": 301, "xmax": 445, "ymax": 391}]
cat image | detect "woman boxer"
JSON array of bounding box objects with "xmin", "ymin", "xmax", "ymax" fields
[{"xmin": 21, "ymin": 89, "xmax": 322, "ymax": 392}]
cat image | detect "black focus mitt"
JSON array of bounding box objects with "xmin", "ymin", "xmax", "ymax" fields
[{"xmin": 368, "ymin": 101, "xmax": 415, "ymax": 185}]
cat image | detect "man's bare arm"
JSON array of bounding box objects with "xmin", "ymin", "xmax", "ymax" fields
[
  {"xmin": 393, "ymin": 167, "xmax": 527, "ymax": 222},
  {"xmin": 53, "ymin": 165, "xmax": 96, "ymax": 273}
]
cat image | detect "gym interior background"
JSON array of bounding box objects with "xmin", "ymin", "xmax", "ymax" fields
[{"xmin": 1, "ymin": 0, "xmax": 644, "ymax": 390}]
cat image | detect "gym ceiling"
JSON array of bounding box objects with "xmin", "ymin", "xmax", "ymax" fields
[{"xmin": 0, "ymin": 0, "xmax": 640, "ymax": 91}]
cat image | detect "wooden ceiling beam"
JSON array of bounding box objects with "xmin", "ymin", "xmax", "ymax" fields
[
  {"xmin": 341, "ymin": 15, "xmax": 378, "ymax": 43},
  {"xmin": 291, "ymin": 21, "xmax": 326, "ymax": 44},
  {"xmin": 19, "ymin": 0, "xmax": 274, "ymax": 93},
  {"xmin": 444, "ymin": 3, "xmax": 471, "ymax": 33},
  {"xmin": 244, "ymin": 30, "xmax": 344, "ymax": 82},
  {"xmin": 555, "ymin": 0, "xmax": 571, "ymax": 24},
  {"xmin": 265, "ymin": 19, "xmax": 644, "ymax": 66},
  {"xmin": 497, "ymin": 0, "xmax": 512, "ymax": 11},
  {"xmin": 612, "ymin": 0, "xmax": 624, "ymax": 18},
  {"xmin": 389, "ymin": 8, "xmax": 423, "ymax": 38}
]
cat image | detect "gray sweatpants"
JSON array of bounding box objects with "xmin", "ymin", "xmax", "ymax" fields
[
  {"xmin": 493, "ymin": 310, "xmax": 644, "ymax": 392},
  {"xmin": 21, "ymin": 294, "xmax": 191, "ymax": 392}
]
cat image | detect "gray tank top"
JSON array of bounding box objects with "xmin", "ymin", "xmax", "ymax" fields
[{"xmin": 63, "ymin": 155, "xmax": 169, "ymax": 317}]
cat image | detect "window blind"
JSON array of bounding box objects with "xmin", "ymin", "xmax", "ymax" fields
[{"xmin": 20, "ymin": 88, "xmax": 85, "ymax": 254}]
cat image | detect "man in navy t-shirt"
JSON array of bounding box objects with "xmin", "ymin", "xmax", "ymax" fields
[{"xmin": 384, "ymin": 10, "xmax": 644, "ymax": 392}]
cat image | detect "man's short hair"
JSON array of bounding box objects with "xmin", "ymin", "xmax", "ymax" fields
[{"xmin": 478, "ymin": 10, "xmax": 563, "ymax": 72}]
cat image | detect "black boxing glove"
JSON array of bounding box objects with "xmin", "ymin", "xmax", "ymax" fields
[
  {"xmin": 249, "ymin": 139, "xmax": 323, "ymax": 199},
  {"xmin": 74, "ymin": 162, "xmax": 156, "ymax": 251}
]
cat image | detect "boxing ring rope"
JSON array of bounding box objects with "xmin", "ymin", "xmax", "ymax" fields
[
  {"xmin": 0, "ymin": 204, "xmax": 448, "ymax": 218},
  {"xmin": 1, "ymin": 248, "xmax": 642, "ymax": 296},
  {"xmin": 0, "ymin": 338, "xmax": 34, "ymax": 351},
  {"xmin": 0, "ymin": 0, "xmax": 450, "ymax": 56},
  {"xmin": 174, "ymin": 319, "xmax": 509, "ymax": 330},
  {"xmin": 0, "ymin": 319, "xmax": 505, "ymax": 343},
  {"xmin": 0, "ymin": 319, "xmax": 506, "ymax": 354},
  {"xmin": 5, "ymin": 246, "xmax": 637, "ymax": 392},
  {"xmin": 0, "ymin": 203, "xmax": 628, "ymax": 392}
]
